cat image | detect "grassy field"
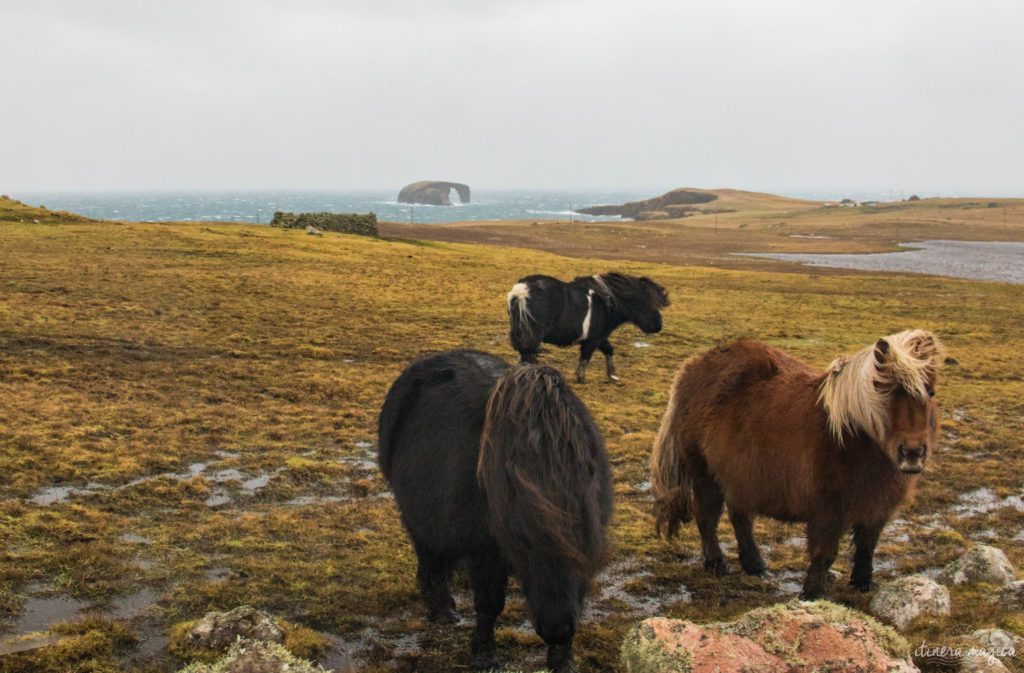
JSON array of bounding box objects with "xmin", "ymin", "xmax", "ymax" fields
[
  {"xmin": 380, "ymin": 189, "xmax": 1024, "ymax": 272},
  {"xmin": 1, "ymin": 195, "xmax": 1022, "ymax": 672}
]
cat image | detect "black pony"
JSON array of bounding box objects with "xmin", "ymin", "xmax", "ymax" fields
[
  {"xmin": 378, "ymin": 351, "xmax": 612, "ymax": 673},
  {"xmin": 507, "ymin": 272, "xmax": 669, "ymax": 382}
]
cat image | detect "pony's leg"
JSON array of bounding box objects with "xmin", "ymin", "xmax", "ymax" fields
[
  {"xmin": 598, "ymin": 339, "xmax": 619, "ymax": 381},
  {"xmin": 574, "ymin": 342, "xmax": 599, "ymax": 383},
  {"xmin": 691, "ymin": 462, "xmax": 728, "ymax": 576},
  {"xmin": 801, "ymin": 519, "xmax": 843, "ymax": 599},
  {"xmin": 850, "ymin": 521, "xmax": 885, "ymax": 591},
  {"xmin": 545, "ymin": 641, "xmax": 578, "ymax": 673},
  {"xmin": 413, "ymin": 542, "xmax": 456, "ymax": 623},
  {"xmin": 728, "ymin": 504, "xmax": 766, "ymax": 576},
  {"xmin": 467, "ymin": 546, "xmax": 508, "ymax": 670}
]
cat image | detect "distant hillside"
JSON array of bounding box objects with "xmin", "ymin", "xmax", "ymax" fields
[
  {"xmin": 0, "ymin": 195, "xmax": 93, "ymax": 224},
  {"xmin": 578, "ymin": 188, "xmax": 821, "ymax": 220}
]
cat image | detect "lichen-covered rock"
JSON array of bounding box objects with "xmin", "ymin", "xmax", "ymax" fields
[
  {"xmin": 913, "ymin": 628, "xmax": 1018, "ymax": 672},
  {"xmin": 939, "ymin": 545, "xmax": 1017, "ymax": 586},
  {"xmin": 622, "ymin": 618, "xmax": 785, "ymax": 673},
  {"xmin": 304, "ymin": 225, "xmax": 323, "ymax": 236},
  {"xmin": 994, "ymin": 579, "xmax": 1024, "ymax": 608},
  {"xmin": 178, "ymin": 639, "xmax": 326, "ymax": 673},
  {"xmin": 960, "ymin": 651, "xmax": 1011, "ymax": 673},
  {"xmin": 621, "ymin": 600, "xmax": 916, "ymax": 673},
  {"xmin": 870, "ymin": 575, "xmax": 951, "ymax": 629},
  {"xmin": 972, "ymin": 628, "xmax": 1022, "ymax": 656},
  {"xmin": 186, "ymin": 606, "xmax": 284, "ymax": 652}
]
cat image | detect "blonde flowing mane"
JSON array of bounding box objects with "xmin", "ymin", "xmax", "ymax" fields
[{"xmin": 818, "ymin": 330, "xmax": 944, "ymax": 445}]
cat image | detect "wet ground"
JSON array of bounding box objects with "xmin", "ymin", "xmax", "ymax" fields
[
  {"xmin": 737, "ymin": 240, "xmax": 1024, "ymax": 283},
  {"xmin": 9, "ymin": 426, "xmax": 1020, "ymax": 670}
]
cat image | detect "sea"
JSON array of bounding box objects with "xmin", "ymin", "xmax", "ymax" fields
[
  {"xmin": 12, "ymin": 188, "xmax": 902, "ymax": 225},
  {"xmin": 14, "ymin": 189, "xmax": 664, "ymax": 225}
]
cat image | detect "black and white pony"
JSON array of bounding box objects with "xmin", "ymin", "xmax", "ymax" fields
[
  {"xmin": 507, "ymin": 272, "xmax": 669, "ymax": 382},
  {"xmin": 378, "ymin": 351, "xmax": 612, "ymax": 673}
]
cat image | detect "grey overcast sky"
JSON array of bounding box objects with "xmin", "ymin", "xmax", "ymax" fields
[{"xmin": 3, "ymin": 0, "xmax": 1023, "ymax": 194}]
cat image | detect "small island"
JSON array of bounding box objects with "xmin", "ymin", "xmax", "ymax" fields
[
  {"xmin": 398, "ymin": 181, "xmax": 471, "ymax": 206},
  {"xmin": 578, "ymin": 187, "xmax": 725, "ymax": 220}
]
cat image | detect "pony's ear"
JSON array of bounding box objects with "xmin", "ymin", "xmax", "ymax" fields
[{"xmin": 873, "ymin": 338, "xmax": 890, "ymax": 365}]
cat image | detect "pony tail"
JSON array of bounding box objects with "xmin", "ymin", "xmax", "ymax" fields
[
  {"xmin": 478, "ymin": 364, "xmax": 609, "ymax": 578},
  {"xmin": 378, "ymin": 362, "xmax": 454, "ymax": 480},
  {"xmin": 507, "ymin": 283, "xmax": 538, "ymax": 355},
  {"xmin": 649, "ymin": 363, "xmax": 694, "ymax": 537}
]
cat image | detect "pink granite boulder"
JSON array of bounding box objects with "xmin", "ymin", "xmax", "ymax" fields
[{"xmin": 621, "ymin": 600, "xmax": 917, "ymax": 673}]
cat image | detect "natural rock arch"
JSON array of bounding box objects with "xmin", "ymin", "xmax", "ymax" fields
[{"xmin": 398, "ymin": 181, "xmax": 471, "ymax": 206}]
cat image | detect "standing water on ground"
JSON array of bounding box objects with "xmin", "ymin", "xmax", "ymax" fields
[{"xmin": 737, "ymin": 240, "xmax": 1024, "ymax": 283}]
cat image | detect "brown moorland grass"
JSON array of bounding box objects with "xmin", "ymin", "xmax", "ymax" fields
[
  {"xmin": 0, "ymin": 196, "xmax": 1022, "ymax": 672},
  {"xmin": 379, "ymin": 190, "xmax": 1024, "ymax": 272}
]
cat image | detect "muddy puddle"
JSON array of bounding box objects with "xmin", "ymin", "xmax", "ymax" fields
[
  {"xmin": 952, "ymin": 487, "xmax": 1024, "ymax": 517},
  {"xmin": 6, "ymin": 585, "xmax": 87, "ymax": 636},
  {"xmin": 2, "ymin": 584, "xmax": 160, "ymax": 636},
  {"xmin": 23, "ymin": 440, "xmax": 383, "ymax": 508},
  {"xmin": 586, "ymin": 559, "xmax": 692, "ymax": 620}
]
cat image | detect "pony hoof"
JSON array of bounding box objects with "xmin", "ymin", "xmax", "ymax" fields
[
  {"xmin": 741, "ymin": 561, "xmax": 767, "ymax": 576},
  {"xmin": 472, "ymin": 651, "xmax": 498, "ymax": 671},
  {"xmin": 850, "ymin": 579, "xmax": 876, "ymax": 592},
  {"xmin": 704, "ymin": 558, "xmax": 730, "ymax": 577},
  {"xmin": 608, "ymin": 374, "xmax": 621, "ymax": 382},
  {"xmin": 799, "ymin": 587, "xmax": 824, "ymax": 600},
  {"xmin": 428, "ymin": 607, "xmax": 457, "ymax": 624}
]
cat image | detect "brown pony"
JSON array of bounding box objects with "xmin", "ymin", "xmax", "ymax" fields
[{"xmin": 649, "ymin": 330, "xmax": 943, "ymax": 598}]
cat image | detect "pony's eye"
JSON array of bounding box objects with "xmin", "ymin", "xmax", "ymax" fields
[{"xmin": 927, "ymin": 388, "xmax": 935, "ymax": 398}]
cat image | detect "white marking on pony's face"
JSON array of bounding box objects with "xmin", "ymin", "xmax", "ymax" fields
[
  {"xmin": 507, "ymin": 282, "xmax": 531, "ymax": 314},
  {"xmin": 575, "ymin": 290, "xmax": 594, "ymax": 343}
]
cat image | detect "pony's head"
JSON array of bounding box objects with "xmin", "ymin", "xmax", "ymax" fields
[
  {"xmin": 819, "ymin": 330, "xmax": 944, "ymax": 473},
  {"xmin": 589, "ymin": 273, "xmax": 669, "ymax": 334}
]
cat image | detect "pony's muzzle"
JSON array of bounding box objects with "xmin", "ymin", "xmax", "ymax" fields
[
  {"xmin": 898, "ymin": 444, "xmax": 928, "ymax": 473},
  {"xmin": 642, "ymin": 315, "xmax": 663, "ymax": 334}
]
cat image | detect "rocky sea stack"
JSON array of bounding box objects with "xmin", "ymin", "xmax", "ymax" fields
[{"xmin": 397, "ymin": 181, "xmax": 471, "ymax": 206}]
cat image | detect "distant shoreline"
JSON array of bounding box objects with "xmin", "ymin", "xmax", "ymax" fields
[{"xmin": 14, "ymin": 188, "xmax": 1024, "ymax": 225}]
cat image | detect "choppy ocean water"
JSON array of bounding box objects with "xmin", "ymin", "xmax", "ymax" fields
[
  {"xmin": 16, "ymin": 190, "xmax": 663, "ymax": 225},
  {"xmin": 13, "ymin": 188, "xmax": 1003, "ymax": 225}
]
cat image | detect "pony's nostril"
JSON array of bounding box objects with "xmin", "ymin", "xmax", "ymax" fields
[{"xmin": 903, "ymin": 446, "xmax": 924, "ymax": 460}]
